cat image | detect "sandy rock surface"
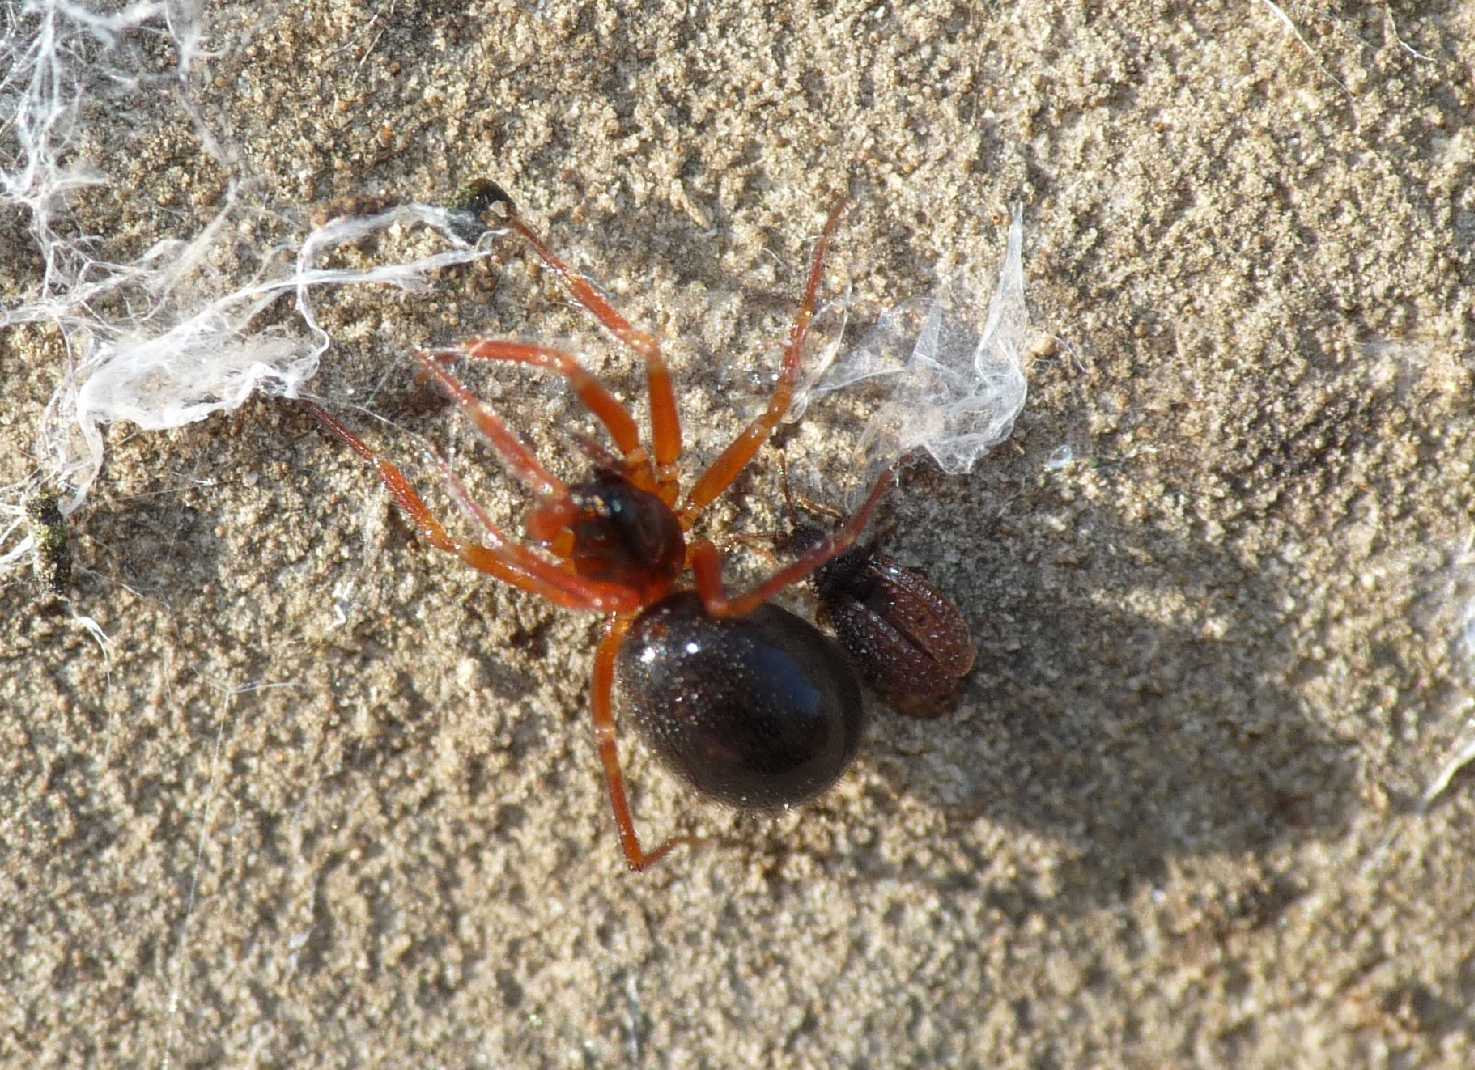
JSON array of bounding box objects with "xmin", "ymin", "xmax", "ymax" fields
[{"xmin": 3, "ymin": 2, "xmax": 1473, "ymax": 1066}]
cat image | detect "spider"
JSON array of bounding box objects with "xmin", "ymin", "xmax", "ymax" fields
[{"xmin": 303, "ymin": 182, "xmax": 892, "ymax": 871}]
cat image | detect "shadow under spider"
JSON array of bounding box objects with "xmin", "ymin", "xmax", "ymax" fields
[{"xmin": 798, "ymin": 440, "xmax": 1358, "ymax": 912}]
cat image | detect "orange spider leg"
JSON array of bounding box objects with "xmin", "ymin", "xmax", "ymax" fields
[
  {"xmin": 503, "ymin": 208, "xmax": 683, "ymax": 494},
  {"xmin": 413, "ymin": 351, "xmax": 567, "ymax": 501},
  {"xmin": 305, "ymin": 403, "xmax": 639, "ymax": 614},
  {"xmin": 592, "ymin": 617, "xmax": 705, "ymax": 871},
  {"xmin": 678, "ymin": 196, "xmax": 848, "ymax": 528},
  {"xmin": 689, "ymin": 466, "xmax": 894, "ymax": 619},
  {"xmin": 445, "ymin": 339, "xmax": 658, "ymax": 493}
]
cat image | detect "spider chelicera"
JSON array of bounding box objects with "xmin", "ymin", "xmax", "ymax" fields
[{"xmin": 303, "ymin": 183, "xmax": 892, "ymax": 870}]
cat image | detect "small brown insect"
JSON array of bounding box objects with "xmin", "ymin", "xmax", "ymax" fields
[{"xmin": 779, "ymin": 472, "xmax": 975, "ymax": 719}]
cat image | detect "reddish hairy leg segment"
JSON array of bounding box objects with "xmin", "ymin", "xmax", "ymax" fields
[
  {"xmin": 302, "ymin": 402, "xmax": 637, "ymax": 613},
  {"xmin": 592, "ymin": 617, "xmax": 704, "ymax": 871},
  {"xmin": 689, "ymin": 466, "xmax": 896, "ymax": 619},
  {"xmin": 412, "ymin": 350, "xmax": 567, "ymax": 501},
  {"xmin": 502, "ymin": 208, "xmax": 684, "ymax": 497},
  {"xmin": 678, "ymin": 196, "xmax": 848, "ymax": 528},
  {"xmin": 444, "ymin": 339, "xmax": 653, "ymax": 489}
]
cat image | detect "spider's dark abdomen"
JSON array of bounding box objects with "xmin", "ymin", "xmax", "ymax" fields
[{"xmin": 616, "ymin": 592, "xmax": 864, "ymax": 809}]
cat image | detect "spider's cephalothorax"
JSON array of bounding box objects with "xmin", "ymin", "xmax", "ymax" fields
[
  {"xmin": 306, "ymin": 185, "xmax": 893, "ymax": 870},
  {"xmin": 562, "ymin": 472, "xmax": 685, "ymax": 601}
]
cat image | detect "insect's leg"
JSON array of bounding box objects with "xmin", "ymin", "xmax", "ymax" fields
[
  {"xmin": 678, "ymin": 196, "xmax": 847, "ymax": 528},
  {"xmin": 777, "ymin": 450, "xmax": 846, "ymax": 524},
  {"xmin": 690, "ymin": 466, "xmax": 893, "ymax": 619},
  {"xmin": 304, "ymin": 402, "xmax": 637, "ymax": 613},
  {"xmin": 504, "ymin": 209, "xmax": 682, "ymax": 494},
  {"xmin": 592, "ymin": 617, "xmax": 703, "ymax": 872}
]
